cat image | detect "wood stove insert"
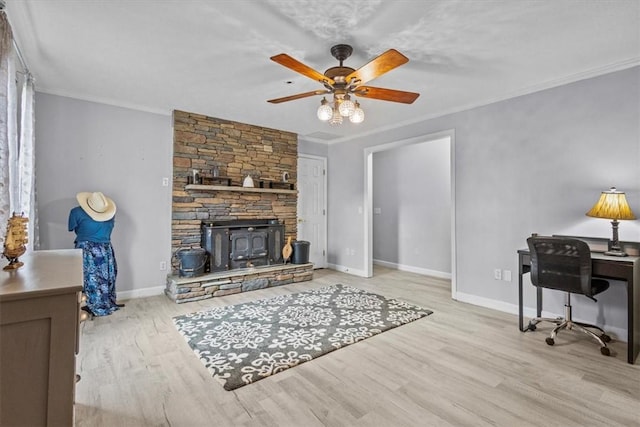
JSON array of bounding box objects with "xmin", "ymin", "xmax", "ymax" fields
[{"xmin": 201, "ymin": 219, "xmax": 285, "ymax": 272}]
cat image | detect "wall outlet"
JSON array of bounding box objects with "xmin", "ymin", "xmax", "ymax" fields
[
  {"xmin": 494, "ymin": 269, "xmax": 502, "ymax": 280},
  {"xmin": 162, "ymin": 177, "xmax": 169, "ymax": 187},
  {"xmin": 160, "ymin": 261, "xmax": 167, "ymax": 270}
]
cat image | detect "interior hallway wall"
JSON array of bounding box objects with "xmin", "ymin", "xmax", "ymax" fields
[
  {"xmin": 372, "ymin": 139, "xmax": 451, "ymax": 276},
  {"xmin": 327, "ymin": 66, "xmax": 640, "ymax": 337}
]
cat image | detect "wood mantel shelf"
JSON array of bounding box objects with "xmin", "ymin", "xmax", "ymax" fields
[{"xmin": 185, "ymin": 184, "xmax": 297, "ymax": 195}]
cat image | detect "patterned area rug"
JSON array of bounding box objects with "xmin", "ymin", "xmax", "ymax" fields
[{"xmin": 173, "ymin": 284, "xmax": 433, "ymax": 391}]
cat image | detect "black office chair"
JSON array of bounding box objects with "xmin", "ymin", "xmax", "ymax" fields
[{"xmin": 526, "ymin": 236, "xmax": 612, "ymax": 356}]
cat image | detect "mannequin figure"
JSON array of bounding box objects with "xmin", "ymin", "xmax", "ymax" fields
[{"xmin": 69, "ymin": 191, "xmax": 123, "ymax": 316}]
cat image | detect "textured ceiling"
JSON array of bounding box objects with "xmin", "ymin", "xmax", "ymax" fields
[{"xmin": 5, "ymin": 0, "xmax": 640, "ymax": 143}]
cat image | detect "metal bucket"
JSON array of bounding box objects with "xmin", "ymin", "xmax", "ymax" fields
[
  {"xmin": 291, "ymin": 240, "xmax": 310, "ymax": 264},
  {"xmin": 175, "ymin": 248, "xmax": 207, "ymax": 277}
]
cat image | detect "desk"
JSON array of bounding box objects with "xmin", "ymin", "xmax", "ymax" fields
[{"xmin": 517, "ymin": 249, "xmax": 639, "ymax": 364}]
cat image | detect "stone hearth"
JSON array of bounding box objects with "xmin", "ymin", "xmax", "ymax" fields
[{"xmin": 165, "ymin": 263, "xmax": 314, "ymax": 303}]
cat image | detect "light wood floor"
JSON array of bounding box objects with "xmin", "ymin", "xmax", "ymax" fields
[{"xmin": 75, "ymin": 267, "xmax": 640, "ymax": 427}]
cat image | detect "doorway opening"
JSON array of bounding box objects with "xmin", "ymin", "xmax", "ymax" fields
[{"xmin": 363, "ymin": 130, "xmax": 456, "ymax": 298}]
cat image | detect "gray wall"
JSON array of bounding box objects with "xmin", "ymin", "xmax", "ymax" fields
[
  {"xmin": 327, "ymin": 67, "xmax": 640, "ymax": 336},
  {"xmin": 372, "ymin": 139, "xmax": 451, "ymax": 274},
  {"xmin": 35, "ymin": 93, "xmax": 174, "ymax": 295},
  {"xmin": 34, "ymin": 93, "xmax": 328, "ymax": 297}
]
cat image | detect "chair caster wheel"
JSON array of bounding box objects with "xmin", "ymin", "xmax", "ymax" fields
[
  {"xmin": 545, "ymin": 337, "xmax": 555, "ymax": 346},
  {"xmin": 527, "ymin": 323, "xmax": 537, "ymax": 331},
  {"xmin": 600, "ymin": 347, "xmax": 610, "ymax": 356},
  {"xmin": 601, "ymin": 334, "xmax": 611, "ymax": 343}
]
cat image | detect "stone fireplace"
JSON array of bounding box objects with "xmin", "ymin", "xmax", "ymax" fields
[
  {"xmin": 171, "ymin": 110, "xmax": 298, "ymax": 252},
  {"xmin": 166, "ymin": 110, "xmax": 312, "ymax": 303}
]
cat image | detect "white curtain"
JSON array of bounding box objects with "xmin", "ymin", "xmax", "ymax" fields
[
  {"xmin": 18, "ymin": 74, "xmax": 37, "ymax": 250},
  {"xmin": 0, "ymin": 10, "xmax": 13, "ymax": 246},
  {"xmin": 0, "ymin": 9, "xmax": 38, "ymax": 250}
]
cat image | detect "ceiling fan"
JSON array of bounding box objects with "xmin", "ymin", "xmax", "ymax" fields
[{"xmin": 267, "ymin": 44, "xmax": 419, "ymax": 123}]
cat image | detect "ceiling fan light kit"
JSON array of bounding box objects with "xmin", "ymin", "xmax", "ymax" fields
[
  {"xmin": 268, "ymin": 44, "xmax": 419, "ymax": 126},
  {"xmin": 317, "ymin": 97, "xmax": 333, "ymax": 121},
  {"xmin": 329, "ymin": 109, "xmax": 343, "ymax": 126},
  {"xmin": 350, "ymin": 101, "xmax": 365, "ymax": 124},
  {"xmin": 338, "ymin": 94, "xmax": 355, "ymax": 117}
]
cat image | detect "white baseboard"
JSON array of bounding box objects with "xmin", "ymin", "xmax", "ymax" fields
[
  {"xmin": 454, "ymin": 291, "xmax": 627, "ymax": 342},
  {"xmin": 373, "ymin": 259, "xmax": 451, "ymax": 279},
  {"xmin": 118, "ymin": 285, "xmax": 165, "ymax": 301},
  {"xmin": 326, "ymin": 263, "xmax": 368, "ymax": 278}
]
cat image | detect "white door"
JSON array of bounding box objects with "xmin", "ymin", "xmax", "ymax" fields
[{"xmin": 297, "ymin": 155, "xmax": 327, "ymax": 268}]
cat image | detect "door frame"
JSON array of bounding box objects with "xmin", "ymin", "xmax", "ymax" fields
[
  {"xmin": 363, "ymin": 129, "xmax": 457, "ymax": 299},
  {"xmin": 297, "ymin": 154, "xmax": 328, "ymax": 269}
]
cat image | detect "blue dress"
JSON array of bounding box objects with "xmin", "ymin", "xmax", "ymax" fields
[{"xmin": 68, "ymin": 206, "xmax": 120, "ymax": 316}]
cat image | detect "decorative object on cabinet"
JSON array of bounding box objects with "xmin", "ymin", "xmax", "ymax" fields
[{"xmin": 3, "ymin": 213, "xmax": 29, "ymax": 271}]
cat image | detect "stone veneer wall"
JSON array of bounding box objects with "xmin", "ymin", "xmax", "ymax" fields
[{"xmin": 171, "ymin": 110, "xmax": 298, "ymax": 256}]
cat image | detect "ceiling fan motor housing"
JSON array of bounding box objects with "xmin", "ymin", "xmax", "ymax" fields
[
  {"xmin": 326, "ymin": 45, "xmax": 356, "ymax": 86},
  {"xmin": 330, "ymin": 44, "xmax": 353, "ymax": 63},
  {"xmin": 324, "ymin": 66, "xmax": 355, "ymax": 81}
]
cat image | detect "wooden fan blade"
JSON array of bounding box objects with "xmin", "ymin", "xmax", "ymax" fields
[
  {"xmin": 355, "ymin": 86, "xmax": 420, "ymax": 104},
  {"xmin": 271, "ymin": 53, "xmax": 335, "ymax": 86},
  {"xmin": 267, "ymin": 90, "xmax": 328, "ymax": 104},
  {"xmin": 345, "ymin": 49, "xmax": 409, "ymax": 85}
]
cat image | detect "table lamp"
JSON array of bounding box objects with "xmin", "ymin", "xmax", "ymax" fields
[{"xmin": 586, "ymin": 187, "xmax": 636, "ymax": 256}]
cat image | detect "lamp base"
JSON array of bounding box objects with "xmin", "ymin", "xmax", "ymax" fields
[{"xmin": 604, "ymin": 250, "xmax": 628, "ymax": 257}]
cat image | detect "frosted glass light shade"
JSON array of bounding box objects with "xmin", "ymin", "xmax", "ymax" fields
[
  {"xmin": 338, "ymin": 95, "xmax": 355, "ymax": 117},
  {"xmin": 317, "ymin": 98, "xmax": 333, "ymax": 121},
  {"xmin": 349, "ymin": 102, "xmax": 365, "ymax": 123}
]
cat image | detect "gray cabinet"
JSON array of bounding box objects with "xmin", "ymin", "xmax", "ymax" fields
[{"xmin": 0, "ymin": 249, "xmax": 83, "ymax": 426}]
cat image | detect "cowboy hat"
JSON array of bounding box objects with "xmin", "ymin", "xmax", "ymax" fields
[{"xmin": 76, "ymin": 191, "xmax": 117, "ymax": 222}]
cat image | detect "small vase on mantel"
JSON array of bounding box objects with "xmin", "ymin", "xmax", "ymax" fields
[{"xmin": 242, "ymin": 175, "xmax": 254, "ymax": 188}]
